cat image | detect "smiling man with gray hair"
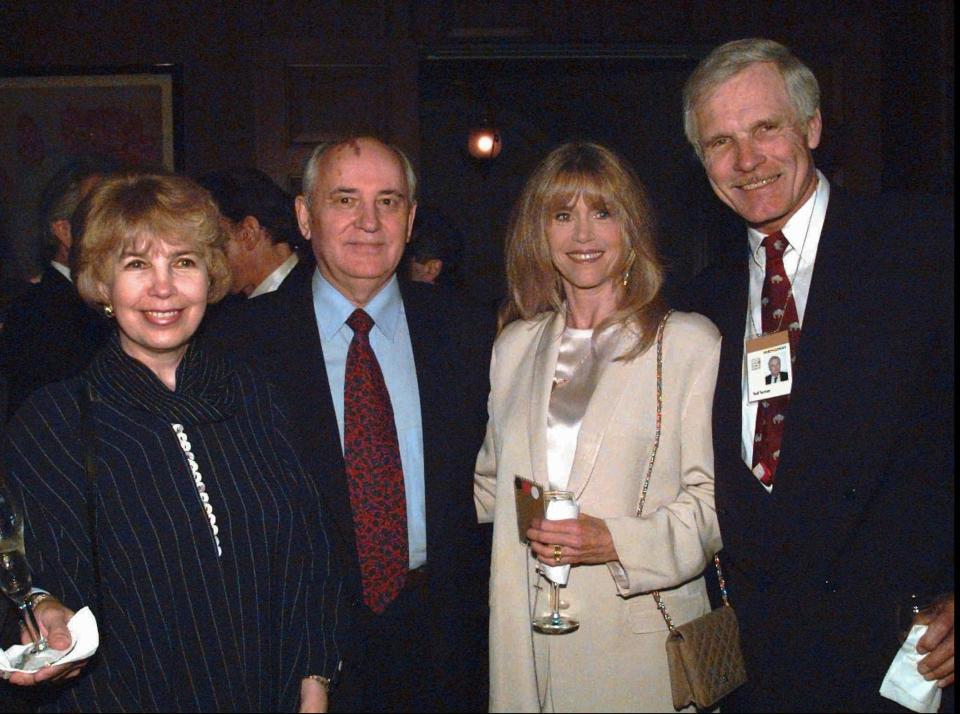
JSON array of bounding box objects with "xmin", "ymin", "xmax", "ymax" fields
[
  {"xmin": 205, "ymin": 135, "xmax": 493, "ymax": 712},
  {"xmin": 681, "ymin": 38, "xmax": 954, "ymax": 711}
]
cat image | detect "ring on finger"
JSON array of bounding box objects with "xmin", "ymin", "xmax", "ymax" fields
[{"xmin": 553, "ymin": 544, "xmax": 563, "ymax": 562}]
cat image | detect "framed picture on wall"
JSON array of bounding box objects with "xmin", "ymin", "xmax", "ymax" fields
[{"xmin": 0, "ymin": 65, "xmax": 182, "ymax": 284}]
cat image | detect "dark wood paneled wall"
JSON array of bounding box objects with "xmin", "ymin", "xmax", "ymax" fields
[
  {"xmin": 2, "ymin": 1, "xmax": 950, "ymax": 186},
  {"xmin": 1, "ymin": 0, "xmax": 953, "ymax": 295}
]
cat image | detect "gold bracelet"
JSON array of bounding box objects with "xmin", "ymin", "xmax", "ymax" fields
[
  {"xmin": 305, "ymin": 674, "xmax": 331, "ymax": 691},
  {"xmin": 24, "ymin": 592, "xmax": 57, "ymax": 609}
]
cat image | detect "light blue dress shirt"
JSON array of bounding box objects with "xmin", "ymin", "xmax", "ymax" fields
[{"xmin": 312, "ymin": 270, "xmax": 426, "ymax": 569}]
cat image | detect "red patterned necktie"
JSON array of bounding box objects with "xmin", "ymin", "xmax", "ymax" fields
[
  {"xmin": 752, "ymin": 231, "xmax": 800, "ymax": 487},
  {"xmin": 343, "ymin": 308, "xmax": 408, "ymax": 613}
]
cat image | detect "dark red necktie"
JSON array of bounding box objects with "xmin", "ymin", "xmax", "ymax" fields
[
  {"xmin": 343, "ymin": 309, "xmax": 408, "ymax": 613},
  {"xmin": 752, "ymin": 231, "xmax": 800, "ymax": 487}
]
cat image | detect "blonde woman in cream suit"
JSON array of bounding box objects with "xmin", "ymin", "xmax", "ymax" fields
[{"xmin": 475, "ymin": 143, "xmax": 722, "ymax": 712}]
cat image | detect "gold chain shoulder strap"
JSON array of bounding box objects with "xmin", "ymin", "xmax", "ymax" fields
[
  {"xmin": 633, "ymin": 309, "xmax": 730, "ymax": 632},
  {"xmin": 634, "ymin": 308, "xmax": 672, "ymax": 519}
]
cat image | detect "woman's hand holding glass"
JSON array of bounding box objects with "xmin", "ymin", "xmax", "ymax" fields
[
  {"xmin": 526, "ymin": 513, "xmax": 618, "ymax": 567},
  {"xmin": 0, "ymin": 481, "xmax": 88, "ymax": 683},
  {"xmin": 6, "ymin": 598, "xmax": 88, "ymax": 686}
]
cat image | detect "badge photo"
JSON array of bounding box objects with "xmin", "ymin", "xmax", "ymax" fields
[{"xmin": 746, "ymin": 331, "xmax": 792, "ymax": 402}]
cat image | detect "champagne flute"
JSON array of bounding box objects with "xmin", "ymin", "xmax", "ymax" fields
[
  {"xmin": 0, "ymin": 480, "xmax": 67, "ymax": 671},
  {"xmin": 532, "ymin": 490, "xmax": 580, "ymax": 635}
]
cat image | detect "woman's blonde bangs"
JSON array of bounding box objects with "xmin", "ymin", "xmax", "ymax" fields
[{"xmin": 541, "ymin": 169, "xmax": 618, "ymax": 216}]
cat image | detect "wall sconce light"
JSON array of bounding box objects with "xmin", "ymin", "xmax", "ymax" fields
[{"xmin": 467, "ymin": 126, "xmax": 502, "ymax": 159}]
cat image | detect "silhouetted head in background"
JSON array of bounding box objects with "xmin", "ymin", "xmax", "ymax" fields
[{"xmin": 404, "ymin": 207, "xmax": 464, "ymax": 289}]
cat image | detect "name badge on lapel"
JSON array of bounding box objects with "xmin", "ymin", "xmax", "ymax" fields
[{"xmin": 746, "ymin": 331, "xmax": 793, "ymax": 402}]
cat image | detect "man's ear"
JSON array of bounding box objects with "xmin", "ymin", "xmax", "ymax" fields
[
  {"xmin": 238, "ymin": 215, "xmax": 263, "ymax": 250},
  {"xmin": 805, "ymin": 109, "xmax": 822, "ymax": 150},
  {"xmin": 406, "ymin": 202, "xmax": 417, "ymax": 244},
  {"xmin": 51, "ymin": 219, "xmax": 72, "ymax": 249},
  {"xmin": 295, "ymin": 195, "xmax": 312, "ymax": 242}
]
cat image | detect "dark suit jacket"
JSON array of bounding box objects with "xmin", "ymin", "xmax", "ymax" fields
[
  {"xmin": 198, "ymin": 254, "xmax": 315, "ymax": 328},
  {"xmin": 202, "ymin": 267, "xmax": 493, "ymax": 706},
  {"xmin": 0, "ymin": 266, "xmax": 110, "ymax": 421},
  {"xmin": 684, "ymin": 189, "xmax": 954, "ymax": 712},
  {"xmin": 764, "ymin": 371, "xmax": 789, "ymax": 384}
]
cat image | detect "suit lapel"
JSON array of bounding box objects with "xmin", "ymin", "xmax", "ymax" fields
[
  {"xmin": 709, "ymin": 248, "xmax": 756, "ymax": 490},
  {"xmin": 400, "ymin": 281, "xmax": 468, "ymax": 561},
  {"xmin": 566, "ymin": 328, "xmax": 632, "ymax": 498},
  {"xmin": 283, "ymin": 278, "xmax": 359, "ymax": 564},
  {"xmin": 770, "ymin": 192, "xmax": 858, "ymax": 501},
  {"xmin": 402, "ymin": 288, "xmax": 441, "ymax": 474}
]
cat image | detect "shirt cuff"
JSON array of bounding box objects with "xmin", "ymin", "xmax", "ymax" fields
[{"xmin": 606, "ymin": 561, "xmax": 630, "ymax": 592}]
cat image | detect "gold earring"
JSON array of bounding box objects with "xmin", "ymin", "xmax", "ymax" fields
[
  {"xmin": 622, "ymin": 248, "xmax": 637, "ymax": 288},
  {"xmin": 103, "ymin": 304, "xmax": 114, "ymax": 318}
]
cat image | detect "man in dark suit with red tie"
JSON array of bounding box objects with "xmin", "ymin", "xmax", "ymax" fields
[
  {"xmin": 204, "ymin": 136, "xmax": 491, "ymax": 712},
  {"xmin": 681, "ymin": 39, "xmax": 954, "ymax": 711}
]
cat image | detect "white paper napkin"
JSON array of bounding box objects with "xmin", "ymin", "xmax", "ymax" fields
[
  {"xmin": 879, "ymin": 624, "xmax": 943, "ymax": 713},
  {"xmin": 539, "ymin": 495, "xmax": 578, "ymax": 585},
  {"xmin": 0, "ymin": 606, "xmax": 99, "ymax": 673}
]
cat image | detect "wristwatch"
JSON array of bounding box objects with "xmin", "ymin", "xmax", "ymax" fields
[{"xmin": 24, "ymin": 591, "xmax": 57, "ymax": 609}]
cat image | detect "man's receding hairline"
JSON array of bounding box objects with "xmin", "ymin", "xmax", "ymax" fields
[{"xmin": 312, "ymin": 138, "xmax": 412, "ymax": 198}]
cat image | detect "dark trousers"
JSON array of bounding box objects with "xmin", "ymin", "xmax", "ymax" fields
[{"xmin": 331, "ymin": 568, "xmax": 485, "ymax": 713}]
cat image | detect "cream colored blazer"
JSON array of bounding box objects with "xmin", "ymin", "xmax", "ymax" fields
[{"xmin": 475, "ymin": 310, "xmax": 723, "ymax": 713}]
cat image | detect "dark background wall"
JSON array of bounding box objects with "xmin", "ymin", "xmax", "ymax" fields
[{"xmin": 1, "ymin": 0, "xmax": 953, "ymax": 304}]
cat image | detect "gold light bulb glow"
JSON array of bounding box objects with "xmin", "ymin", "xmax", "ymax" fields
[{"xmin": 467, "ymin": 127, "xmax": 502, "ymax": 159}]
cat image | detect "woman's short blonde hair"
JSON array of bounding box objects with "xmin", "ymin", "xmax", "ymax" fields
[
  {"xmin": 501, "ymin": 142, "xmax": 666, "ymax": 358},
  {"xmin": 74, "ymin": 171, "xmax": 231, "ymax": 307}
]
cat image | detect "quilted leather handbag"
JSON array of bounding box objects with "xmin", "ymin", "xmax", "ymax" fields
[{"xmin": 657, "ymin": 557, "xmax": 747, "ymax": 710}]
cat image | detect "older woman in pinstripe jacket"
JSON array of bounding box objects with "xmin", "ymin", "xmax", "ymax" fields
[{"xmin": 2, "ymin": 172, "xmax": 344, "ymax": 712}]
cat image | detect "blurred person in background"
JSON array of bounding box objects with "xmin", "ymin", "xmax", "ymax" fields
[
  {"xmin": 197, "ymin": 167, "xmax": 311, "ymax": 300},
  {"xmin": 0, "ymin": 155, "xmax": 116, "ymax": 421}
]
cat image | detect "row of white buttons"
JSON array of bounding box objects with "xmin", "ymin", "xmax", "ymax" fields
[{"xmin": 172, "ymin": 423, "xmax": 222, "ymax": 557}]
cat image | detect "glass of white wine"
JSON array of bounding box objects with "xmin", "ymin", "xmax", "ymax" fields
[
  {"xmin": 531, "ymin": 490, "xmax": 580, "ymax": 635},
  {"xmin": 0, "ymin": 480, "xmax": 68, "ymax": 671}
]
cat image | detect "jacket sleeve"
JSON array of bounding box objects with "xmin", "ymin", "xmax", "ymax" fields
[
  {"xmin": 269, "ymin": 394, "xmax": 346, "ymax": 700},
  {"xmin": 474, "ymin": 345, "xmax": 498, "ymax": 524},
  {"xmin": 604, "ymin": 335, "xmax": 723, "ymax": 596}
]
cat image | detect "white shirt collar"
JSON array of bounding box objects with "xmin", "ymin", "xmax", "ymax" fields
[
  {"xmin": 312, "ymin": 269, "xmax": 403, "ymax": 342},
  {"xmin": 248, "ymin": 252, "xmax": 299, "ymax": 299},
  {"xmin": 50, "ymin": 260, "xmax": 71, "ymax": 282},
  {"xmin": 748, "ymin": 170, "xmax": 830, "ymax": 266}
]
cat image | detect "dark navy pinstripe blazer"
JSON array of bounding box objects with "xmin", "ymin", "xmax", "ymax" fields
[{"xmin": 3, "ymin": 337, "xmax": 345, "ymax": 712}]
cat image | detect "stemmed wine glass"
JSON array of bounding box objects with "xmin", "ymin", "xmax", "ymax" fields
[
  {"xmin": 0, "ymin": 480, "xmax": 68, "ymax": 671},
  {"xmin": 532, "ymin": 490, "xmax": 580, "ymax": 635}
]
